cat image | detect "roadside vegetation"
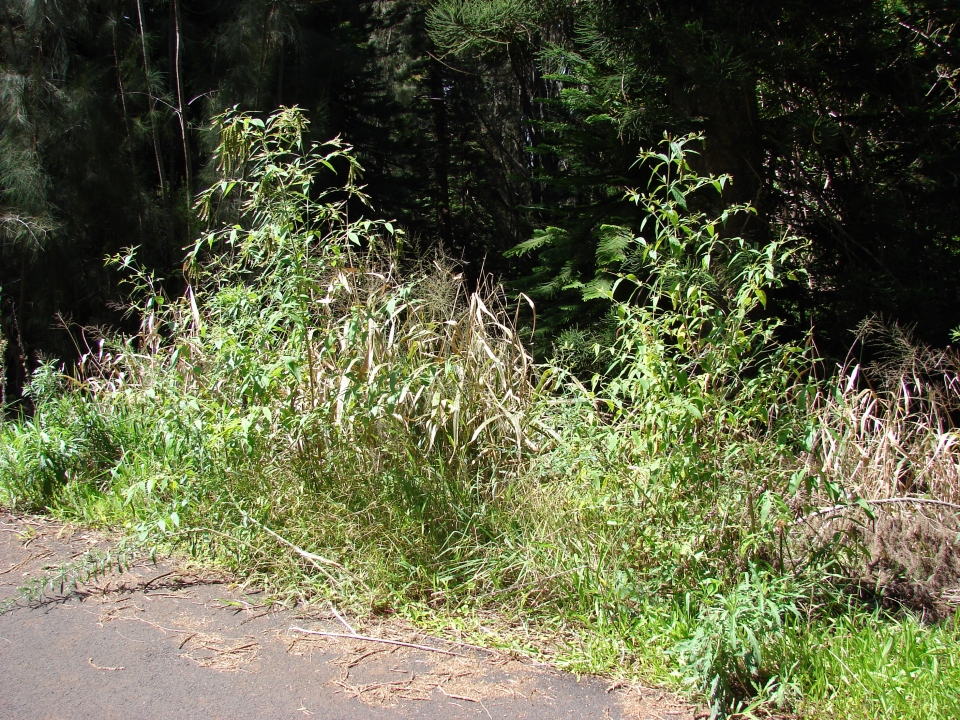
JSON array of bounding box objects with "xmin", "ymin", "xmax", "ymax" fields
[{"xmin": 3, "ymin": 108, "xmax": 959, "ymax": 719}]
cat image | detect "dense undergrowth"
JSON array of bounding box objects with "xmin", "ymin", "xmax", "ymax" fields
[{"xmin": 2, "ymin": 109, "xmax": 959, "ymax": 719}]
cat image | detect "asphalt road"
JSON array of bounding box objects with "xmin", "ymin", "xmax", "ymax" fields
[{"xmin": 0, "ymin": 513, "xmax": 695, "ymax": 720}]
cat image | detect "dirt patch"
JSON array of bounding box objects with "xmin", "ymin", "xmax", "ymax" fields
[
  {"xmin": 617, "ymin": 685, "xmax": 703, "ymax": 720},
  {"xmin": 288, "ymin": 629, "xmax": 534, "ymax": 708}
]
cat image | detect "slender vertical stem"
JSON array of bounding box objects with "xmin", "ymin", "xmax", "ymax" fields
[
  {"xmin": 172, "ymin": 0, "xmax": 192, "ymax": 208},
  {"xmin": 135, "ymin": 0, "xmax": 167, "ymax": 201},
  {"xmin": 112, "ymin": 18, "xmax": 129, "ymax": 131},
  {"xmin": 17, "ymin": 255, "xmax": 26, "ymax": 357},
  {"xmin": 277, "ymin": 43, "xmax": 284, "ymax": 104},
  {"xmin": 112, "ymin": 13, "xmax": 146, "ymax": 238},
  {"xmin": 429, "ymin": 59, "xmax": 452, "ymax": 251}
]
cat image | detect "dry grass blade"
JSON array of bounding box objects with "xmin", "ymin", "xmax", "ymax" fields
[{"xmin": 288, "ymin": 627, "xmax": 463, "ymax": 656}]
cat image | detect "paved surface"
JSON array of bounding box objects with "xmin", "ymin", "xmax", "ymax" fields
[{"xmin": 0, "ymin": 512, "xmax": 696, "ymax": 720}]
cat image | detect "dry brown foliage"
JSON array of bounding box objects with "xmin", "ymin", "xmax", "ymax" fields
[{"xmin": 802, "ymin": 321, "xmax": 960, "ymax": 616}]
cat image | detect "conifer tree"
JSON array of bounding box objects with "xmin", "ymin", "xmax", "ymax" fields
[{"xmin": 429, "ymin": 0, "xmax": 960, "ymax": 349}]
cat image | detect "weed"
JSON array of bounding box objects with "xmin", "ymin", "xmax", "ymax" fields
[{"xmin": 0, "ymin": 545, "xmax": 138, "ymax": 615}]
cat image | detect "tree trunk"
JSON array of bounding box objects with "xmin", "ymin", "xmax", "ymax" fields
[{"xmin": 669, "ymin": 70, "xmax": 765, "ymax": 236}]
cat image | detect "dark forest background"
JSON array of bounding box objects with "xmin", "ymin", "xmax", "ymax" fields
[{"xmin": 2, "ymin": 0, "xmax": 959, "ymax": 403}]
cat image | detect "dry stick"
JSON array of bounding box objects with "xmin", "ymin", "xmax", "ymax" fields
[
  {"xmin": 439, "ymin": 688, "xmax": 492, "ymax": 719},
  {"xmin": 209, "ymin": 642, "xmax": 258, "ymax": 654},
  {"xmin": 235, "ymin": 508, "xmax": 370, "ymax": 591},
  {"xmin": 437, "ymin": 686, "xmax": 479, "ymax": 703},
  {"xmin": 122, "ymin": 615, "xmax": 195, "ymax": 635},
  {"xmin": 795, "ymin": 496, "xmax": 960, "ymax": 526},
  {"xmin": 865, "ymin": 497, "xmax": 960, "ymax": 512},
  {"xmin": 435, "ymin": 637, "xmax": 497, "ymax": 655},
  {"xmin": 0, "ymin": 551, "xmax": 51, "ymax": 577},
  {"xmin": 333, "ymin": 678, "xmax": 430, "ymax": 702},
  {"xmin": 344, "ymin": 647, "xmax": 386, "ymax": 668},
  {"xmin": 256, "ymin": 526, "xmax": 346, "ymax": 586},
  {"xmin": 142, "ymin": 569, "xmax": 178, "ymax": 590},
  {"xmin": 329, "ymin": 601, "xmax": 356, "ymax": 634},
  {"xmin": 350, "ymin": 679, "xmax": 411, "ymax": 691},
  {"xmin": 88, "ymin": 658, "xmax": 124, "ymax": 671},
  {"xmin": 288, "ymin": 627, "xmax": 463, "ymax": 657}
]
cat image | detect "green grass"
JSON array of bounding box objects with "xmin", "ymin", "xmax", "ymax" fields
[
  {"xmin": 4, "ymin": 393, "xmax": 958, "ymax": 719},
  {"xmin": 789, "ymin": 611, "xmax": 960, "ymax": 720}
]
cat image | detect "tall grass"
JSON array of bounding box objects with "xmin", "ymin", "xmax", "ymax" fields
[{"xmin": 1, "ymin": 112, "xmax": 957, "ymax": 719}]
